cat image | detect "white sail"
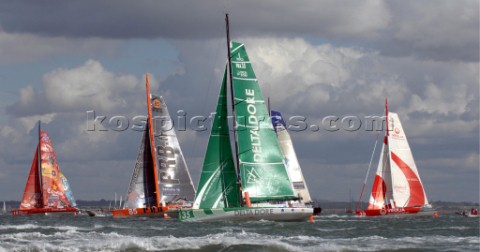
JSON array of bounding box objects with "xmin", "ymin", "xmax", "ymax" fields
[
  {"xmin": 357, "ymin": 99, "xmax": 435, "ymax": 217},
  {"xmin": 367, "ymin": 111, "xmax": 429, "ymax": 210},
  {"xmin": 387, "ymin": 112, "xmax": 428, "ymax": 207},
  {"xmin": 271, "ymin": 111, "xmax": 312, "ymax": 203},
  {"xmin": 151, "ymin": 96, "xmax": 196, "ymax": 204},
  {"xmin": 368, "ymin": 140, "xmax": 394, "ymax": 209}
]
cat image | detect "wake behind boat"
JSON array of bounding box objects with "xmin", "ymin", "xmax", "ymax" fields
[
  {"xmin": 11, "ymin": 121, "xmax": 78, "ymax": 216},
  {"xmin": 85, "ymin": 209, "xmax": 112, "ymax": 217},
  {"xmin": 355, "ymin": 99, "xmax": 436, "ymax": 217},
  {"xmin": 112, "ymin": 75, "xmax": 196, "ymax": 218},
  {"xmin": 179, "ymin": 14, "xmax": 313, "ymax": 222}
]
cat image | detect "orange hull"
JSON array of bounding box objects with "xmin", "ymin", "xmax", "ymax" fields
[{"xmin": 11, "ymin": 207, "xmax": 77, "ymax": 216}]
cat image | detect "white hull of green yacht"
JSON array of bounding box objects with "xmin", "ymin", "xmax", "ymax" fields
[{"xmin": 179, "ymin": 207, "xmax": 313, "ymax": 222}]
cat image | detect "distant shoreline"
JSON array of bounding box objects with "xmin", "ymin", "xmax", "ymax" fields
[{"xmin": 2, "ymin": 200, "xmax": 478, "ymax": 211}]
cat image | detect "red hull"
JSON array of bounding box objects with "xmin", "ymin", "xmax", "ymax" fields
[
  {"xmin": 111, "ymin": 206, "xmax": 170, "ymax": 218},
  {"xmin": 11, "ymin": 207, "xmax": 77, "ymax": 216},
  {"xmin": 355, "ymin": 207, "xmax": 435, "ymax": 217}
]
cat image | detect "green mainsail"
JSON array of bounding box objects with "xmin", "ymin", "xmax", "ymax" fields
[
  {"xmin": 230, "ymin": 41, "xmax": 296, "ymax": 202},
  {"xmin": 193, "ymin": 67, "xmax": 240, "ymax": 209}
]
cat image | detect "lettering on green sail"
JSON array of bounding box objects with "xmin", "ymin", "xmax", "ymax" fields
[
  {"xmin": 245, "ymin": 89, "xmax": 262, "ymax": 162},
  {"xmin": 235, "ymin": 62, "xmax": 246, "ymax": 69}
]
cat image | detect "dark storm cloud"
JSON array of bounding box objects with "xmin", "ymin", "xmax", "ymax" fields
[
  {"xmin": 1, "ymin": 0, "xmax": 477, "ymax": 62},
  {"xmin": 0, "ymin": 0, "xmax": 388, "ymax": 39},
  {"xmin": 0, "ymin": 0, "xmax": 220, "ymax": 39},
  {"xmin": 380, "ymin": 0, "xmax": 479, "ymax": 62}
]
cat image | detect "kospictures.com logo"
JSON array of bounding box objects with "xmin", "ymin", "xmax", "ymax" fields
[{"xmin": 86, "ymin": 110, "xmax": 388, "ymax": 133}]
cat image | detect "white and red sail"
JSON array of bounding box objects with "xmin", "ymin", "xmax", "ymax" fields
[{"xmin": 358, "ymin": 100, "xmax": 433, "ymax": 217}]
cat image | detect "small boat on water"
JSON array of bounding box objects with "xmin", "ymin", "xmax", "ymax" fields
[
  {"xmin": 465, "ymin": 212, "xmax": 479, "ymax": 218},
  {"xmin": 111, "ymin": 75, "xmax": 196, "ymax": 218},
  {"xmin": 457, "ymin": 208, "xmax": 479, "ymax": 218},
  {"xmin": 355, "ymin": 99, "xmax": 436, "ymax": 217},
  {"xmin": 178, "ymin": 14, "xmax": 313, "ymax": 222},
  {"xmin": 12, "ymin": 121, "xmax": 78, "ymax": 216}
]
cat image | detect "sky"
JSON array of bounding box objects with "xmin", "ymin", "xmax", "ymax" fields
[{"xmin": 0, "ymin": 0, "xmax": 478, "ymax": 204}]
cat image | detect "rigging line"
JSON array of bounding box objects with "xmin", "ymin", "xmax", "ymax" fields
[
  {"xmin": 37, "ymin": 120, "xmax": 43, "ymax": 207},
  {"xmin": 403, "ymin": 195, "xmax": 410, "ymax": 208},
  {"xmin": 189, "ymin": 22, "xmax": 225, "ymax": 178},
  {"xmin": 356, "ymin": 132, "xmax": 380, "ymax": 211},
  {"xmin": 225, "ymin": 13, "xmax": 243, "ymax": 205}
]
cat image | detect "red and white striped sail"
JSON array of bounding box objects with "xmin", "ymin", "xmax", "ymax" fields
[
  {"xmin": 367, "ymin": 138, "xmax": 393, "ymax": 209},
  {"xmin": 367, "ymin": 112, "xmax": 428, "ymax": 210},
  {"xmin": 357, "ymin": 99, "xmax": 434, "ymax": 217},
  {"xmin": 387, "ymin": 112, "xmax": 428, "ymax": 208}
]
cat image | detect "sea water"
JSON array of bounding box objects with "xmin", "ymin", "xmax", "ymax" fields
[{"xmin": 0, "ymin": 213, "xmax": 478, "ymax": 251}]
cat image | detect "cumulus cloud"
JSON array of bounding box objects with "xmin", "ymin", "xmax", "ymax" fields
[
  {"xmin": 2, "ymin": 60, "xmax": 162, "ymax": 164},
  {"xmin": 5, "ymin": 85, "xmax": 51, "ymax": 117},
  {"xmin": 43, "ymin": 60, "xmax": 137, "ymax": 112},
  {"xmin": 7, "ymin": 60, "xmax": 160, "ymax": 118},
  {"xmin": 234, "ymin": 38, "xmax": 478, "ymax": 120},
  {"xmin": 163, "ymin": 37, "xmax": 478, "ymax": 202}
]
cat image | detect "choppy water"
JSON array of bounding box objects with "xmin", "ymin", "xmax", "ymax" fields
[{"xmin": 0, "ymin": 213, "xmax": 478, "ymax": 251}]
